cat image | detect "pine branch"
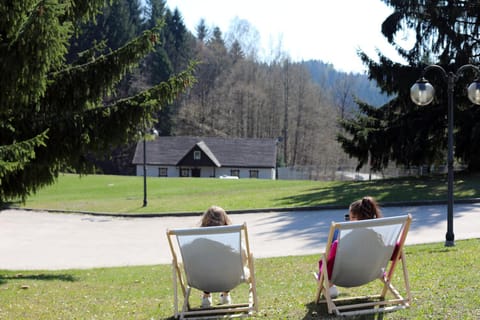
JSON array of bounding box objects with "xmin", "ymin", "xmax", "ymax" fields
[
  {"xmin": 0, "ymin": 130, "xmax": 49, "ymax": 180},
  {"xmin": 44, "ymin": 29, "xmax": 161, "ymax": 112}
]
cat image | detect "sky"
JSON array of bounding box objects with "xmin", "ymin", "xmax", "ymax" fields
[{"xmin": 164, "ymin": 0, "xmax": 410, "ymax": 74}]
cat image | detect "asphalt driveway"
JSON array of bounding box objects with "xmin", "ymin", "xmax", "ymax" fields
[{"xmin": 1, "ymin": 203, "xmax": 479, "ymax": 270}]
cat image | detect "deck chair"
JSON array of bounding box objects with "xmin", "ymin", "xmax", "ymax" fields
[
  {"xmin": 315, "ymin": 214, "xmax": 412, "ymax": 316},
  {"xmin": 167, "ymin": 223, "xmax": 258, "ymax": 319}
]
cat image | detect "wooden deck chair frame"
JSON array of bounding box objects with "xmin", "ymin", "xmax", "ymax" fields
[
  {"xmin": 167, "ymin": 223, "xmax": 258, "ymax": 319},
  {"xmin": 315, "ymin": 214, "xmax": 412, "ymax": 317}
]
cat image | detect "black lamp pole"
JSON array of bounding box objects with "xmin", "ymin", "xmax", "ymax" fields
[
  {"xmin": 410, "ymin": 64, "xmax": 480, "ymax": 246},
  {"xmin": 142, "ymin": 113, "xmax": 147, "ymax": 207},
  {"xmin": 143, "ymin": 136, "xmax": 147, "ymax": 207}
]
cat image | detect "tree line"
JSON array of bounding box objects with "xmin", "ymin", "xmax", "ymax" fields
[
  {"xmin": 4, "ymin": 0, "xmax": 479, "ymax": 203},
  {"xmin": 67, "ymin": 0, "xmax": 386, "ymax": 174},
  {"xmin": 66, "ymin": 0, "xmax": 480, "ymax": 175}
]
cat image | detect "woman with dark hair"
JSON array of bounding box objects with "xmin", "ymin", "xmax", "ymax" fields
[
  {"xmin": 348, "ymin": 196, "xmax": 382, "ymax": 220},
  {"xmin": 318, "ymin": 196, "xmax": 382, "ymax": 298}
]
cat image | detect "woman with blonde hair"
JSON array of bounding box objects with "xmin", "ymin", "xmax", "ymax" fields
[
  {"xmin": 200, "ymin": 205, "xmax": 232, "ymax": 227},
  {"xmin": 199, "ymin": 205, "xmax": 233, "ymax": 308}
]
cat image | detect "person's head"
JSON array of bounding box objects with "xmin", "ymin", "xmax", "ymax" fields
[
  {"xmin": 349, "ymin": 196, "xmax": 382, "ymax": 221},
  {"xmin": 200, "ymin": 205, "xmax": 232, "ymax": 227}
]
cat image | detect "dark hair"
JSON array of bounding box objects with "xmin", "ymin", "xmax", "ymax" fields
[{"xmin": 349, "ymin": 196, "xmax": 382, "ymax": 220}]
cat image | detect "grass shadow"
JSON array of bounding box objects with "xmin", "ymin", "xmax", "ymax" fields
[
  {"xmin": 276, "ymin": 175, "xmax": 454, "ymax": 208},
  {"xmin": 278, "ymin": 172, "xmax": 480, "ymax": 209},
  {"xmin": 0, "ymin": 200, "xmax": 22, "ymax": 209},
  {"xmin": 0, "ymin": 273, "xmax": 77, "ymax": 285},
  {"xmin": 303, "ymin": 300, "xmax": 386, "ymax": 319}
]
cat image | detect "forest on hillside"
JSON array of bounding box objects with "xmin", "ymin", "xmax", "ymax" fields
[
  {"xmin": 68, "ymin": 0, "xmax": 388, "ymax": 176},
  {"xmin": 5, "ymin": 1, "xmax": 480, "ymax": 203}
]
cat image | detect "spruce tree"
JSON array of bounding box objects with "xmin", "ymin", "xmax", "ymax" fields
[
  {"xmin": 0, "ymin": 0, "xmax": 195, "ymax": 203},
  {"xmin": 339, "ymin": 0, "xmax": 480, "ymax": 172},
  {"xmin": 195, "ymin": 19, "xmax": 209, "ymax": 43}
]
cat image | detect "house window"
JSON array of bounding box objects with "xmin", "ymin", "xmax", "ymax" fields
[
  {"xmin": 180, "ymin": 168, "xmax": 190, "ymax": 177},
  {"xmin": 249, "ymin": 170, "xmax": 259, "ymax": 178},
  {"xmin": 193, "ymin": 151, "xmax": 201, "ymax": 160},
  {"xmin": 158, "ymin": 167, "xmax": 168, "ymax": 177},
  {"xmin": 230, "ymin": 169, "xmax": 240, "ymax": 177}
]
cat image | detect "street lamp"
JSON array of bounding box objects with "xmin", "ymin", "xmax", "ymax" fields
[
  {"xmin": 142, "ymin": 111, "xmax": 158, "ymax": 207},
  {"xmin": 410, "ymin": 64, "xmax": 480, "ymax": 246},
  {"xmin": 142, "ymin": 130, "xmax": 147, "ymax": 207}
]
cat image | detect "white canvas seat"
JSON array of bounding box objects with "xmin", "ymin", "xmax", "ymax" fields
[
  {"xmin": 167, "ymin": 223, "xmax": 257, "ymax": 319},
  {"xmin": 315, "ymin": 215, "xmax": 412, "ymax": 316}
]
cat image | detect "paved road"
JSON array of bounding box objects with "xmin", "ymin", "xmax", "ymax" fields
[{"xmin": 1, "ymin": 203, "xmax": 479, "ymax": 270}]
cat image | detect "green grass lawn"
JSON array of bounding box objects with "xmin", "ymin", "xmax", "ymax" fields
[
  {"xmin": 11, "ymin": 172, "xmax": 480, "ymax": 214},
  {"xmin": 3, "ymin": 174, "xmax": 480, "ymax": 318},
  {"xmin": 1, "ymin": 239, "xmax": 479, "ymax": 319}
]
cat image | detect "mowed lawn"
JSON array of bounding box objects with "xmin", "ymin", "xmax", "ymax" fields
[
  {"xmin": 1, "ymin": 240, "xmax": 479, "ymax": 319},
  {"xmin": 2, "ymin": 173, "xmax": 480, "ymax": 318},
  {"xmin": 13, "ymin": 172, "xmax": 480, "ymax": 214}
]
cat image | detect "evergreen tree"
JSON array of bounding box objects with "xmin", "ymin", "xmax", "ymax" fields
[
  {"xmin": 164, "ymin": 8, "xmax": 190, "ymax": 73},
  {"xmin": 339, "ymin": 0, "xmax": 480, "ymax": 172},
  {"xmin": 141, "ymin": 0, "xmax": 170, "ymax": 86},
  {"xmin": 154, "ymin": 8, "xmax": 193, "ymax": 135},
  {"xmin": 208, "ymin": 27, "xmax": 227, "ymax": 54},
  {"xmin": 141, "ymin": 1, "xmax": 196, "ymax": 136},
  {"xmin": 229, "ymin": 40, "xmax": 245, "ymax": 63},
  {"xmin": 0, "ymin": 0, "xmax": 195, "ymax": 202},
  {"xmin": 143, "ymin": 0, "xmax": 167, "ymax": 30},
  {"xmin": 67, "ymin": 0, "xmax": 142, "ymax": 63},
  {"xmin": 196, "ymin": 19, "xmax": 209, "ymax": 43}
]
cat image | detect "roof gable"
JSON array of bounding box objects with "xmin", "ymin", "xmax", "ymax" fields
[
  {"xmin": 177, "ymin": 141, "xmax": 221, "ymax": 167},
  {"xmin": 132, "ymin": 136, "xmax": 276, "ymax": 168}
]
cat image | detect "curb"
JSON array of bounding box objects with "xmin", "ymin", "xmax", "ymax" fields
[{"xmin": 7, "ymin": 198, "xmax": 480, "ymax": 218}]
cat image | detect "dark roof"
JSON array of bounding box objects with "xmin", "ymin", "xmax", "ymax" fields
[{"xmin": 132, "ymin": 136, "xmax": 277, "ymax": 168}]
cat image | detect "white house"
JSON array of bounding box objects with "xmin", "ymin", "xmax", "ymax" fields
[{"xmin": 132, "ymin": 136, "xmax": 277, "ymax": 179}]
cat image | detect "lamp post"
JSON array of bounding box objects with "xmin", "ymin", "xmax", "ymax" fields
[
  {"xmin": 142, "ymin": 115, "xmax": 159, "ymax": 208},
  {"xmin": 142, "ymin": 113, "xmax": 148, "ymax": 207},
  {"xmin": 410, "ymin": 64, "xmax": 480, "ymax": 246},
  {"xmin": 143, "ymin": 132, "xmax": 147, "ymax": 207}
]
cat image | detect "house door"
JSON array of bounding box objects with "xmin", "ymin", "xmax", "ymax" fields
[{"xmin": 191, "ymin": 168, "xmax": 201, "ymax": 177}]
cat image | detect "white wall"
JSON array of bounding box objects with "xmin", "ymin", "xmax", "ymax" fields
[
  {"xmin": 214, "ymin": 167, "xmax": 274, "ymax": 179},
  {"xmin": 136, "ymin": 165, "xmax": 178, "ymax": 177},
  {"xmin": 136, "ymin": 165, "xmax": 275, "ymax": 179}
]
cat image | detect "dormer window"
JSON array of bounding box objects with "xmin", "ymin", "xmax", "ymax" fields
[{"xmin": 194, "ymin": 151, "xmax": 201, "ymax": 160}]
